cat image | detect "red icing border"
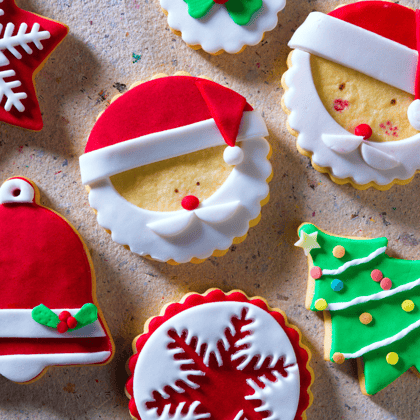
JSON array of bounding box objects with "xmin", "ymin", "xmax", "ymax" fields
[{"xmin": 126, "ymin": 289, "xmax": 313, "ymax": 420}]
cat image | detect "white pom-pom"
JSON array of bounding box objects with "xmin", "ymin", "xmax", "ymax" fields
[
  {"xmin": 223, "ymin": 146, "xmax": 244, "ymax": 165},
  {"xmin": 407, "ymin": 99, "xmax": 420, "ymax": 131}
]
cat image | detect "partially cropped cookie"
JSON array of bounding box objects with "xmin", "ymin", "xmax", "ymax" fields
[
  {"xmin": 282, "ymin": 1, "xmax": 420, "ymax": 190},
  {"xmin": 125, "ymin": 289, "xmax": 313, "ymax": 420},
  {"xmin": 160, "ymin": 0, "xmax": 286, "ymax": 54},
  {"xmin": 79, "ymin": 74, "xmax": 272, "ymax": 264}
]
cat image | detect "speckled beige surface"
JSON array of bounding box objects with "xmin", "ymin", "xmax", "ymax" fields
[{"xmin": 1, "ymin": 0, "xmax": 420, "ymax": 419}]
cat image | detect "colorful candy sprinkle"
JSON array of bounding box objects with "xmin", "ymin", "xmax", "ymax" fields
[
  {"xmin": 359, "ymin": 312, "xmax": 373, "ymax": 325},
  {"xmin": 332, "ymin": 245, "xmax": 345, "ymax": 258},
  {"xmin": 333, "ymin": 352, "xmax": 345, "ymax": 364},
  {"xmin": 371, "ymin": 269, "xmax": 383, "ymax": 282},
  {"xmin": 315, "ymin": 298, "xmax": 328, "ymax": 311},
  {"xmin": 386, "ymin": 352, "xmax": 399, "ymax": 365},
  {"xmin": 310, "ymin": 266, "xmax": 322, "ymax": 279},
  {"xmin": 402, "ymin": 300, "xmax": 415, "ymax": 312},
  {"xmin": 380, "ymin": 277, "xmax": 392, "ymax": 290},
  {"xmin": 331, "ymin": 279, "xmax": 343, "ymax": 292}
]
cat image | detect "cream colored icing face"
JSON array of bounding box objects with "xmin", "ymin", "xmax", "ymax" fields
[
  {"xmin": 311, "ymin": 55, "xmax": 419, "ymax": 143},
  {"xmin": 110, "ymin": 145, "xmax": 234, "ymax": 212}
]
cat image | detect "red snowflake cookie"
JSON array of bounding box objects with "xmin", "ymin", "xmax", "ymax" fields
[{"xmin": 126, "ymin": 289, "xmax": 313, "ymax": 420}]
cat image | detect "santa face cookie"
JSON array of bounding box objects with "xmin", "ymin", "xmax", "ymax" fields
[
  {"xmin": 0, "ymin": 0, "xmax": 68, "ymax": 130},
  {"xmin": 125, "ymin": 289, "xmax": 313, "ymax": 420},
  {"xmin": 282, "ymin": 1, "xmax": 420, "ymax": 190},
  {"xmin": 297, "ymin": 223, "xmax": 420, "ymax": 395},
  {"xmin": 0, "ymin": 177, "xmax": 114, "ymax": 383},
  {"xmin": 79, "ymin": 75, "xmax": 272, "ymax": 264},
  {"xmin": 160, "ymin": 0, "xmax": 286, "ymax": 54}
]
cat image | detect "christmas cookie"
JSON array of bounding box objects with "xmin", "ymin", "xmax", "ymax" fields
[
  {"xmin": 125, "ymin": 289, "xmax": 313, "ymax": 420},
  {"xmin": 0, "ymin": 0, "xmax": 68, "ymax": 130},
  {"xmin": 160, "ymin": 0, "xmax": 286, "ymax": 54},
  {"xmin": 79, "ymin": 74, "xmax": 272, "ymax": 264},
  {"xmin": 296, "ymin": 223, "xmax": 420, "ymax": 395},
  {"xmin": 282, "ymin": 1, "xmax": 420, "ymax": 190},
  {"xmin": 0, "ymin": 177, "xmax": 114, "ymax": 383}
]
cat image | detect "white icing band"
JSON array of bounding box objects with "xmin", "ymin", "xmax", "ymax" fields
[
  {"xmin": 342, "ymin": 318, "xmax": 420, "ymax": 360},
  {"xmin": 160, "ymin": 0, "xmax": 286, "ymax": 54},
  {"xmin": 289, "ymin": 12, "xmax": 418, "ymax": 94},
  {"xmin": 0, "ymin": 178, "xmax": 34, "ymax": 203},
  {"xmin": 0, "ymin": 308, "xmax": 106, "ymax": 338},
  {"xmin": 321, "ymin": 246, "xmax": 387, "ymax": 277},
  {"xmin": 80, "ymin": 111, "xmax": 268, "ymax": 185},
  {"xmin": 328, "ymin": 277, "xmax": 420, "ymax": 311},
  {"xmin": 283, "ymin": 47, "xmax": 420, "ymax": 185},
  {"xmin": 0, "ymin": 351, "xmax": 111, "ymax": 383},
  {"xmin": 133, "ymin": 302, "xmax": 300, "ymax": 420}
]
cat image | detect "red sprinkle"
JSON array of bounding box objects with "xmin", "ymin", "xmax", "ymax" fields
[
  {"xmin": 181, "ymin": 195, "xmax": 200, "ymax": 211},
  {"xmin": 371, "ymin": 269, "xmax": 383, "ymax": 282},
  {"xmin": 380, "ymin": 277, "xmax": 392, "ymax": 290},
  {"xmin": 213, "ymin": 0, "xmax": 228, "ymax": 3},
  {"xmin": 333, "ymin": 99, "xmax": 349, "ymax": 112},
  {"xmin": 67, "ymin": 316, "xmax": 78, "ymax": 329},
  {"xmin": 355, "ymin": 124, "xmax": 372, "ymax": 140},
  {"xmin": 310, "ymin": 266, "xmax": 322, "ymax": 279},
  {"xmin": 57, "ymin": 321, "xmax": 69, "ymax": 334},
  {"xmin": 58, "ymin": 311, "xmax": 71, "ymax": 321}
]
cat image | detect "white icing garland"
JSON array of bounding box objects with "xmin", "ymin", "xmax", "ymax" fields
[
  {"xmin": 327, "ymin": 277, "xmax": 420, "ymax": 311},
  {"xmin": 159, "ymin": 0, "xmax": 286, "ymax": 54},
  {"xmin": 133, "ymin": 302, "xmax": 300, "ymax": 420},
  {"xmin": 321, "ymin": 246, "xmax": 387, "ymax": 277}
]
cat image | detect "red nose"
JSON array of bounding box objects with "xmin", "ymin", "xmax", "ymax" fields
[
  {"xmin": 181, "ymin": 195, "xmax": 199, "ymax": 211},
  {"xmin": 355, "ymin": 124, "xmax": 372, "ymax": 140}
]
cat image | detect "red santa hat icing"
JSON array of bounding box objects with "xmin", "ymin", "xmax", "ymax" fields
[
  {"xmin": 288, "ymin": 1, "xmax": 420, "ymax": 130},
  {"xmin": 0, "ymin": 177, "xmax": 113, "ymax": 383},
  {"xmin": 79, "ymin": 76, "xmax": 268, "ymax": 185}
]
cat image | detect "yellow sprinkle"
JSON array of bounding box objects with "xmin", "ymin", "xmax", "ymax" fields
[
  {"xmin": 333, "ymin": 245, "xmax": 345, "ymax": 258},
  {"xmin": 359, "ymin": 312, "xmax": 373, "ymax": 325},
  {"xmin": 402, "ymin": 300, "xmax": 415, "ymax": 312},
  {"xmin": 386, "ymin": 352, "xmax": 399, "ymax": 365},
  {"xmin": 315, "ymin": 298, "xmax": 328, "ymax": 311}
]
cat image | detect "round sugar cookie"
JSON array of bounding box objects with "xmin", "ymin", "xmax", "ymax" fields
[
  {"xmin": 125, "ymin": 289, "xmax": 314, "ymax": 420},
  {"xmin": 0, "ymin": 176, "xmax": 114, "ymax": 383},
  {"xmin": 159, "ymin": 0, "xmax": 286, "ymax": 54},
  {"xmin": 282, "ymin": 1, "xmax": 420, "ymax": 190},
  {"xmin": 79, "ymin": 73, "xmax": 272, "ymax": 264}
]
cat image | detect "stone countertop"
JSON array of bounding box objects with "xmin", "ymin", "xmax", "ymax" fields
[{"xmin": 1, "ymin": 0, "xmax": 419, "ymax": 418}]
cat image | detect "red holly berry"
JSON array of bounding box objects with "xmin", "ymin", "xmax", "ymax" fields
[
  {"xmin": 181, "ymin": 195, "xmax": 199, "ymax": 211},
  {"xmin": 57, "ymin": 321, "xmax": 69, "ymax": 333},
  {"xmin": 58, "ymin": 310, "xmax": 71, "ymax": 321},
  {"xmin": 355, "ymin": 124, "xmax": 372, "ymax": 140},
  {"xmin": 213, "ymin": 0, "xmax": 229, "ymax": 3},
  {"xmin": 66, "ymin": 316, "xmax": 78, "ymax": 329}
]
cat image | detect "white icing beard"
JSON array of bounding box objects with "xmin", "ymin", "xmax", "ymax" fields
[
  {"xmin": 133, "ymin": 302, "xmax": 300, "ymax": 420},
  {"xmin": 87, "ymin": 137, "xmax": 271, "ymax": 263},
  {"xmin": 284, "ymin": 49, "xmax": 420, "ymax": 187},
  {"xmin": 160, "ymin": 0, "xmax": 286, "ymax": 54}
]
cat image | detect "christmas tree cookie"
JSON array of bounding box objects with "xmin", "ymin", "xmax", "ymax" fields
[
  {"xmin": 126, "ymin": 289, "xmax": 313, "ymax": 420},
  {"xmin": 282, "ymin": 1, "xmax": 420, "ymax": 190},
  {"xmin": 296, "ymin": 223, "xmax": 420, "ymax": 395},
  {"xmin": 0, "ymin": 0, "xmax": 68, "ymax": 130},
  {"xmin": 79, "ymin": 73, "xmax": 272, "ymax": 264},
  {"xmin": 0, "ymin": 177, "xmax": 114, "ymax": 383},
  {"xmin": 159, "ymin": 0, "xmax": 286, "ymax": 54}
]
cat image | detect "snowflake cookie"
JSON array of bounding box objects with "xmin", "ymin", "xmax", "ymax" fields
[
  {"xmin": 0, "ymin": 0, "xmax": 68, "ymax": 130},
  {"xmin": 79, "ymin": 73, "xmax": 272, "ymax": 264},
  {"xmin": 0, "ymin": 177, "xmax": 114, "ymax": 383},
  {"xmin": 297, "ymin": 223, "xmax": 420, "ymax": 395},
  {"xmin": 159, "ymin": 0, "xmax": 286, "ymax": 54},
  {"xmin": 282, "ymin": 1, "xmax": 420, "ymax": 190},
  {"xmin": 126, "ymin": 289, "xmax": 313, "ymax": 420}
]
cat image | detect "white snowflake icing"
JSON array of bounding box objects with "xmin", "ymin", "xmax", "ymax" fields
[
  {"xmin": 0, "ymin": 21, "xmax": 50, "ymax": 112},
  {"xmin": 0, "ymin": 0, "xmax": 4, "ymax": 17}
]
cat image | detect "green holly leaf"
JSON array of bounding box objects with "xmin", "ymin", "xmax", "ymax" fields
[
  {"xmin": 225, "ymin": 0, "xmax": 263, "ymax": 25},
  {"xmin": 73, "ymin": 303, "xmax": 98, "ymax": 329},
  {"xmin": 32, "ymin": 304, "xmax": 60, "ymax": 328},
  {"xmin": 184, "ymin": 0, "xmax": 214, "ymax": 19}
]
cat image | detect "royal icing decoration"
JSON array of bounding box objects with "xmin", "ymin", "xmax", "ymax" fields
[
  {"xmin": 283, "ymin": 2, "xmax": 420, "ymax": 188},
  {"xmin": 0, "ymin": 177, "xmax": 113, "ymax": 383},
  {"xmin": 0, "ymin": 0, "xmax": 67, "ymax": 130},
  {"xmin": 79, "ymin": 76, "xmax": 271, "ymax": 263},
  {"xmin": 125, "ymin": 290, "xmax": 313, "ymax": 420},
  {"xmin": 160, "ymin": 0, "xmax": 286, "ymax": 54},
  {"xmin": 297, "ymin": 223, "xmax": 420, "ymax": 395}
]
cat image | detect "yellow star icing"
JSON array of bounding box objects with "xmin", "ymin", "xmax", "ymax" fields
[{"xmin": 295, "ymin": 231, "xmax": 321, "ymax": 255}]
